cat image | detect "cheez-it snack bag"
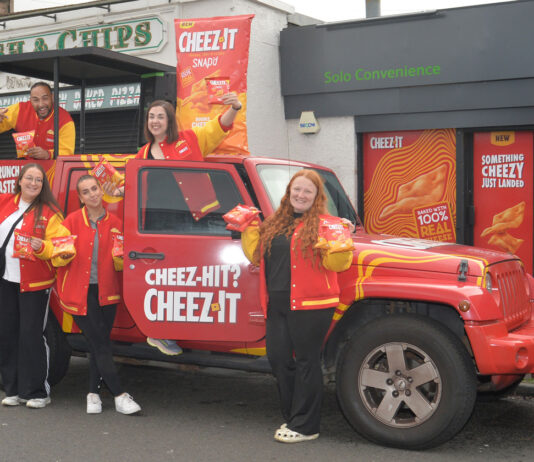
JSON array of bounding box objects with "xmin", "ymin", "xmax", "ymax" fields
[
  {"xmin": 91, "ymin": 158, "xmax": 124, "ymax": 187},
  {"xmin": 112, "ymin": 233, "xmax": 124, "ymax": 258},
  {"xmin": 223, "ymin": 204, "xmax": 260, "ymax": 232},
  {"xmin": 12, "ymin": 130, "xmax": 35, "ymax": 158},
  {"xmin": 206, "ymin": 77, "xmax": 230, "ymax": 104},
  {"xmin": 51, "ymin": 235, "xmax": 77, "ymax": 259},
  {"xmin": 13, "ymin": 230, "xmax": 36, "ymax": 261},
  {"xmin": 315, "ymin": 217, "xmax": 354, "ymax": 254}
]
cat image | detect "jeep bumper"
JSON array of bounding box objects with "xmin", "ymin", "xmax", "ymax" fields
[{"xmin": 466, "ymin": 315, "xmax": 534, "ymax": 374}]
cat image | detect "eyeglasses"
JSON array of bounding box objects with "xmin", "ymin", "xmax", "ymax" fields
[{"xmin": 22, "ymin": 176, "xmax": 43, "ymax": 184}]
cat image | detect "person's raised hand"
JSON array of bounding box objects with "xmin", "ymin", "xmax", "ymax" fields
[
  {"xmin": 102, "ymin": 181, "xmax": 124, "ymax": 197},
  {"xmin": 220, "ymin": 92, "xmax": 242, "ymax": 110}
]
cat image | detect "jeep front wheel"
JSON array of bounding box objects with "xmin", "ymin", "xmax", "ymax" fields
[{"xmin": 336, "ymin": 314, "xmax": 476, "ymax": 449}]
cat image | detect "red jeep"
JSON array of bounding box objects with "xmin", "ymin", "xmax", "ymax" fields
[{"xmin": 11, "ymin": 153, "xmax": 528, "ymax": 450}]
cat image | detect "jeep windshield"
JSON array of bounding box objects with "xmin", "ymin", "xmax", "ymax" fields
[{"xmin": 256, "ymin": 164, "xmax": 359, "ymax": 224}]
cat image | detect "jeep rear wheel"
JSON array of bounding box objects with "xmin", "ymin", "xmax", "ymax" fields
[
  {"xmin": 45, "ymin": 314, "xmax": 72, "ymax": 386},
  {"xmin": 336, "ymin": 314, "xmax": 476, "ymax": 449}
]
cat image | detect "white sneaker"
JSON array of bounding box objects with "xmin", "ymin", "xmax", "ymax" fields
[
  {"xmin": 1, "ymin": 395, "xmax": 20, "ymax": 406},
  {"xmin": 147, "ymin": 338, "xmax": 183, "ymax": 355},
  {"xmin": 87, "ymin": 393, "xmax": 102, "ymax": 414},
  {"xmin": 26, "ymin": 396, "xmax": 51, "ymax": 409},
  {"xmin": 114, "ymin": 393, "xmax": 141, "ymax": 415}
]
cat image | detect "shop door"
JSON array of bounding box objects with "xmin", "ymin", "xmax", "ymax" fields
[{"xmin": 473, "ymin": 131, "xmax": 533, "ymax": 273}]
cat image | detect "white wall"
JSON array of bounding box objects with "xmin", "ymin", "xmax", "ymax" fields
[{"xmin": 286, "ymin": 116, "xmax": 357, "ymax": 205}]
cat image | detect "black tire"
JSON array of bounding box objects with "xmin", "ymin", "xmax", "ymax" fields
[
  {"xmin": 45, "ymin": 313, "xmax": 72, "ymax": 386},
  {"xmin": 336, "ymin": 314, "xmax": 476, "ymax": 450}
]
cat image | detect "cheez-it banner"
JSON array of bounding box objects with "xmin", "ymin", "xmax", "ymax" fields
[
  {"xmin": 364, "ymin": 129, "xmax": 457, "ymax": 242},
  {"xmin": 473, "ymin": 131, "xmax": 533, "ymax": 271},
  {"xmin": 175, "ymin": 15, "xmax": 253, "ymax": 156}
]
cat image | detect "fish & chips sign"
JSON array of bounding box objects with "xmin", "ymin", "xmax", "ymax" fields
[{"xmin": 0, "ymin": 16, "xmax": 165, "ymax": 55}]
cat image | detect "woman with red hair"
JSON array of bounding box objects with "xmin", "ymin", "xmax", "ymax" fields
[{"xmin": 242, "ymin": 169, "xmax": 353, "ymax": 443}]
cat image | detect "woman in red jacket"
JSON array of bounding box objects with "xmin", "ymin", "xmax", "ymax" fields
[
  {"xmin": 242, "ymin": 169, "xmax": 353, "ymax": 443},
  {"xmin": 107, "ymin": 94, "xmax": 242, "ymax": 355},
  {"xmin": 55, "ymin": 175, "xmax": 141, "ymax": 415},
  {"xmin": 135, "ymin": 93, "xmax": 241, "ymax": 161},
  {"xmin": 0, "ymin": 163, "xmax": 68, "ymax": 409}
]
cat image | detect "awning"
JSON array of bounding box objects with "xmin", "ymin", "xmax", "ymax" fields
[{"xmin": 0, "ymin": 47, "xmax": 176, "ymax": 155}]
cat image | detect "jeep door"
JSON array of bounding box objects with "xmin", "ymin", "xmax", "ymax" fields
[{"xmin": 123, "ymin": 159, "xmax": 264, "ymax": 342}]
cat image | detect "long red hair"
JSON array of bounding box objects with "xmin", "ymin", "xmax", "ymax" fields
[{"xmin": 258, "ymin": 169, "xmax": 327, "ymax": 262}]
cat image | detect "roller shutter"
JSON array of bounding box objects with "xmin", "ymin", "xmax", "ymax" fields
[{"xmin": 0, "ymin": 108, "xmax": 141, "ymax": 158}]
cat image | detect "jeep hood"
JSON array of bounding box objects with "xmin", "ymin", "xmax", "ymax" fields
[{"xmin": 354, "ymin": 234, "xmax": 519, "ymax": 278}]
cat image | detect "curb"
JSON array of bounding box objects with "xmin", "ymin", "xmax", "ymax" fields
[{"xmin": 515, "ymin": 382, "xmax": 534, "ymax": 396}]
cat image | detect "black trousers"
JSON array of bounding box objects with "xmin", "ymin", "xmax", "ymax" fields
[
  {"xmin": 266, "ymin": 291, "xmax": 335, "ymax": 435},
  {"xmin": 72, "ymin": 284, "xmax": 123, "ymax": 396},
  {"xmin": 0, "ymin": 279, "xmax": 50, "ymax": 399}
]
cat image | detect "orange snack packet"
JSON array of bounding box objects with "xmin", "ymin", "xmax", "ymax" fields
[
  {"xmin": 91, "ymin": 158, "xmax": 124, "ymax": 187},
  {"xmin": 223, "ymin": 204, "xmax": 260, "ymax": 232},
  {"xmin": 205, "ymin": 77, "xmax": 230, "ymax": 104},
  {"xmin": 112, "ymin": 233, "xmax": 124, "ymax": 258},
  {"xmin": 13, "ymin": 230, "xmax": 36, "ymax": 261},
  {"xmin": 51, "ymin": 235, "xmax": 77, "ymax": 259},
  {"xmin": 12, "ymin": 130, "xmax": 35, "ymax": 158},
  {"xmin": 315, "ymin": 217, "xmax": 354, "ymax": 253}
]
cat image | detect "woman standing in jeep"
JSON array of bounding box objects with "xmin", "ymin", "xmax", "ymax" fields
[
  {"xmin": 241, "ymin": 169, "xmax": 353, "ymax": 443},
  {"xmin": 105, "ymin": 94, "xmax": 242, "ymax": 356},
  {"xmin": 54, "ymin": 175, "xmax": 141, "ymax": 415},
  {"xmin": 0, "ymin": 163, "xmax": 69, "ymax": 409}
]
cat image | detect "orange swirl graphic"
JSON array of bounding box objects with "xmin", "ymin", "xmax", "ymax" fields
[{"xmin": 364, "ymin": 129, "xmax": 456, "ymax": 237}]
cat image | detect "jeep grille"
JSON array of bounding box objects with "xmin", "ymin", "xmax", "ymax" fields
[{"xmin": 493, "ymin": 261, "xmax": 531, "ymax": 330}]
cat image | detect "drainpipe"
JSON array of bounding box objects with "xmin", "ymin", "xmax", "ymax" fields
[{"xmin": 366, "ymin": 0, "xmax": 380, "ymax": 18}]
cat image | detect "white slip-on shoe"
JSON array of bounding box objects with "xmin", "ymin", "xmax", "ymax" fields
[
  {"xmin": 114, "ymin": 393, "xmax": 141, "ymax": 415},
  {"xmin": 1, "ymin": 395, "xmax": 20, "ymax": 406},
  {"xmin": 87, "ymin": 393, "xmax": 102, "ymax": 414},
  {"xmin": 26, "ymin": 396, "xmax": 51, "ymax": 409},
  {"xmin": 274, "ymin": 426, "xmax": 319, "ymax": 443}
]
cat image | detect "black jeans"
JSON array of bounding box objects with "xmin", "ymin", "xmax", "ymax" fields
[
  {"xmin": 73, "ymin": 284, "xmax": 123, "ymax": 396},
  {"xmin": 266, "ymin": 291, "xmax": 334, "ymax": 435},
  {"xmin": 0, "ymin": 279, "xmax": 49, "ymax": 399}
]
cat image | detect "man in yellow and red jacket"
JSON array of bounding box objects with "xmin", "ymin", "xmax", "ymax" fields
[{"xmin": 0, "ymin": 82, "xmax": 75, "ymax": 159}]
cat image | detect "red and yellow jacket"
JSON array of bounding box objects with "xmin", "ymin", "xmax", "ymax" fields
[
  {"xmin": 136, "ymin": 115, "xmax": 231, "ymax": 221},
  {"xmin": 54, "ymin": 207, "xmax": 123, "ymax": 316},
  {"xmin": 135, "ymin": 114, "xmax": 231, "ymax": 161},
  {"xmin": 241, "ymin": 215, "xmax": 353, "ymax": 317},
  {"xmin": 0, "ymin": 101, "xmax": 75, "ymax": 158},
  {"xmin": 0, "ymin": 193, "xmax": 68, "ymax": 292}
]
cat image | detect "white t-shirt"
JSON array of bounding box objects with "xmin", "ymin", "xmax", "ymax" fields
[{"xmin": 0, "ymin": 199, "xmax": 31, "ymax": 283}]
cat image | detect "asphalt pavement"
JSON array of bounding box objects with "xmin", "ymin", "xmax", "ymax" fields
[{"xmin": 1, "ymin": 357, "xmax": 534, "ymax": 462}]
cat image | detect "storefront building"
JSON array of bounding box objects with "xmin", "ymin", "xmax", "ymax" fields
[
  {"xmin": 0, "ymin": 0, "xmax": 301, "ymax": 161},
  {"xmin": 1, "ymin": 0, "xmax": 533, "ymax": 270},
  {"xmin": 281, "ymin": 0, "xmax": 534, "ymax": 272}
]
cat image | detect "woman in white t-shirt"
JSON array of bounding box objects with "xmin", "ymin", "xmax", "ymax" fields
[{"xmin": 0, "ymin": 163, "xmax": 69, "ymax": 409}]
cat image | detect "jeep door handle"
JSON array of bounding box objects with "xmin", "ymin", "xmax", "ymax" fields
[{"xmin": 128, "ymin": 251, "xmax": 165, "ymax": 260}]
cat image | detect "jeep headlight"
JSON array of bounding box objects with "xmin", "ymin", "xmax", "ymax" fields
[{"xmin": 484, "ymin": 272, "xmax": 493, "ymax": 291}]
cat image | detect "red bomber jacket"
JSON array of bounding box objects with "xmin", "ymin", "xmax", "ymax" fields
[
  {"xmin": 135, "ymin": 114, "xmax": 231, "ymax": 161},
  {"xmin": 135, "ymin": 115, "xmax": 230, "ymax": 221},
  {"xmin": 0, "ymin": 101, "xmax": 75, "ymax": 158},
  {"xmin": 241, "ymin": 215, "xmax": 353, "ymax": 317},
  {"xmin": 54, "ymin": 207, "xmax": 123, "ymax": 316},
  {"xmin": 0, "ymin": 193, "xmax": 68, "ymax": 292}
]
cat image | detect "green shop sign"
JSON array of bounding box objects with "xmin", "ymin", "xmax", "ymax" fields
[
  {"xmin": 324, "ymin": 64, "xmax": 441, "ymax": 84},
  {"xmin": 0, "ymin": 16, "xmax": 165, "ymax": 55}
]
